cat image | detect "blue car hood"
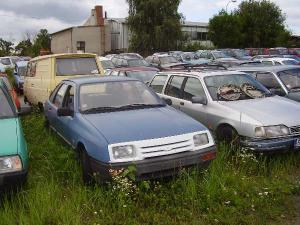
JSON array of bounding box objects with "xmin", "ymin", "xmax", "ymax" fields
[{"xmin": 83, "ymin": 107, "xmax": 206, "ymax": 144}]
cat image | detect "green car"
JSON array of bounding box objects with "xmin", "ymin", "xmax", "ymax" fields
[{"xmin": 0, "ymin": 78, "xmax": 30, "ymax": 188}]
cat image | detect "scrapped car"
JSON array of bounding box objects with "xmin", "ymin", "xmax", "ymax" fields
[
  {"xmin": 24, "ymin": 53, "xmax": 103, "ymax": 108},
  {"xmin": 149, "ymin": 70, "xmax": 300, "ymax": 153},
  {"xmin": 0, "ymin": 57, "xmax": 20, "ymax": 69},
  {"xmin": 178, "ymin": 52, "xmax": 211, "ymax": 65},
  {"xmin": 257, "ymin": 57, "xmax": 299, "ymax": 66},
  {"xmin": 99, "ymin": 57, "xmax": 115, "ymax": 73},
  {"xmin": 106, "ymin": 66, "xmax": 159, "ymax": 84},
  {"xmin": 0, "ymin": 78, "xmax": 30, "ymax": 188},
  {"xmin": 44, "ymin": 76, "xmax": 216, "ymax": 183},
  {"xmin": 229, "ymin": 65, "xmax": 300, "ymax": 102},
  {"xmin": 145, "ymin": 54, "xmax": 188, "ymax": 70},
  {"xmin": 14, "ymin": 61, "xmax": 28, "ymax": 94},
  {"xmin": 111, "ymin": 55, "xmax": 150, "ymax": 68},
  {"xmin": 195, "ymin": 50, "xmax": 242, "ymax": 67},
  {"xmin": 221, "ymin": 49, "xmax": 252, "ymax": 60}
]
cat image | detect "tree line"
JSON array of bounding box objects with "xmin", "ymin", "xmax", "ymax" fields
[{"xmin": 0, "ymin": 29, "xmax": 50, "ymax": 57}]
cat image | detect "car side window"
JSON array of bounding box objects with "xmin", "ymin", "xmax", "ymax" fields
[
  {"xmin": 149, "ymin": 75, "xmax": 168, "ymax": 93},
  {"xmin": 63, "ymin": 86, "xmax": 75, "ymax": 110},
  {"xmin": 111, "ymin": 71, "xmax": 119, "ymax": 76},
  {"xmin": 164, "ymin": 76, "xmax": 185, "ymax": 99},
  {"xmin": 53, "ymin": 84, "xmax": 68, "ymax": 108},
  {"xmin": 256, "ymin": 72, "xmax": 281, "ymax": 89},
  {"xmin": 49, "ymin": 84, "xmax": 62, "ymax": 102},
  {"xmin": 182, "ymin": 77, "xmax": 206, "ymax": 101}
]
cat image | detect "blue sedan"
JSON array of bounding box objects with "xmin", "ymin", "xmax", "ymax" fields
[{"xmin": 44, "ymin": 76, "xmax": 216, "ymax": 183}]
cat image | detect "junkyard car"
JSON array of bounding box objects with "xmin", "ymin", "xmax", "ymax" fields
[
  {"xmin": 111, "ymin": 55, "xmax": 150, "ymax": 68},
  {"xmin": 145, "ymin": 54, "xmax": 188, "ymax": 70},
  {"xmin": 44, "ymin": 76, "xmax": 216, "ymax": 183},
  {"xmin": 14, "ymin": 60, "xmax": 28, "ymax": 94},
  {"xmin": 150, "ymin": 70, "xmax": 300, "ymax": 152},
  {"xmin": 99, "ymin": 57, "xmax": 115, "ymax": 74},
  {"xmin": 24, "ymin": 53, "xmax": 103, "ymax": 108},
  {"xmin": 0, "ymin": 78, "xmax": 29, "ymax": 188},
  {"xmin": 230, "ymin": 65, "xmax": 300, "ymax": 102},
  {"xmin": 106, "ymin": 66, "xmax": 159, "ymax": 84},
  {"xmin": 178, "ymin": 52, "xmax": 211, "ymax": 65}
]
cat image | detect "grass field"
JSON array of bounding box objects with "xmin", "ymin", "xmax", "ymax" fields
[{"xmin": 0, "ymin": 112, "xmax": 300, "ymax": 225}]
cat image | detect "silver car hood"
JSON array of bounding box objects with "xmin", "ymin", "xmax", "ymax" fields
[{"xmin": 219, "ymin": 96, "xmax": 300, "ymax": 127}]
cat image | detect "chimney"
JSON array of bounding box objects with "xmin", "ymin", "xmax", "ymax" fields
[{"xmin": 95, "ymin": 5, "xmax": 104, "ymax": 26}]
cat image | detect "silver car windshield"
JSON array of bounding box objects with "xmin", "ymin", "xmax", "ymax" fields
[
  {"xmin": 101, "ymin": 60, "xmax": 115, "ymax": 69},
  {"xmin": 277, "ymin": 69, "xmax": 300, "ymax": 92},
  {"xmin": 160, "ymin": 56, "xmax": 178, "ymax": 64},
  {"xmin": 80, "ymin": 81, "xmax": 164, "ymax": 113},
  {"xmin": 204, "ymin": 74, "xmax": 271, "ymax": 101},
  {"xmin": 0, "ymin": 88, "xmax": 15, "ymax": 118},
  {"xmin": 213, "ymin": 51, "xmax": 231, "ymax": 59}
]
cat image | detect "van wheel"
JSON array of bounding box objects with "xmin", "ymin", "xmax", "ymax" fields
[
  {"xmin": 78, "ymin": 146, "xmax": 93, "ymax": 185},
  {"xmin": 217, "ymin": 126, "xmax": 240, "ymax": 146}
]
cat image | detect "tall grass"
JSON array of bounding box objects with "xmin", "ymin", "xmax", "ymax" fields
[{"xmin": 0, "ymin": 113, "xmax": 299, "ymax": 225}]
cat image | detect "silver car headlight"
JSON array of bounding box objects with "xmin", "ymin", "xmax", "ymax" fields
[
  {"xmin": 255, "ymin": 125, "xmax": 290, "ymax": 138},
  {"xmin": 112, "ymin": 145, "xmax": 136, "ymax": 160},
  {"xmin": 0, "ymin": 155, "xmax": 22, "ymax": 174},
  {"xmin": 193, "ymin": 133, "xmax": 209, "ymax": 147}
]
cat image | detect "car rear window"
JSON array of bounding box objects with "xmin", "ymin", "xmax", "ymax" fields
[
  {"xmin": 56, "ymin": 57, "xmax": 99, "ymax": 76},
  {"xmin": 0, "ymin": 88, "xmax": 15, "ymax": 118}
]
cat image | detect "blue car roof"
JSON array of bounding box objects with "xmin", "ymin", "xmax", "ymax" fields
[{"xmin": 64, "ymin": 76, "xmax": 138, "ymax": 85}]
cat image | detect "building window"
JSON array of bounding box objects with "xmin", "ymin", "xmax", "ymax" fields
[
  {"xmin": 77, "ymin": 41, "xmax": 85, "ymax": 52},
  {"xmin": 197, "ymin": 32, "xmax": 208, "ymax": 41}
]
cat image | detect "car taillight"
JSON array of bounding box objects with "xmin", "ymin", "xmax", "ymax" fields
[{"xmin": 201, "ymin": 151, "xmax": 216, "ymax": 161}]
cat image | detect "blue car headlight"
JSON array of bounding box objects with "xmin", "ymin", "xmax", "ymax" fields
[
  {"xmin": 0, "ymin": 155, "xmax": 22, "ymax": 174},
  {"xmin": 112, "ymin": 145, "xmax": 136, "ymax": 160}
]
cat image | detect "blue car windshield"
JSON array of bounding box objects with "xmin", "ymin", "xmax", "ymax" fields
[
  {"xmin": 0, "ymin": 88, "xmax": 15, "ymax": 118},
  {"xmin": 80, "ymin": 81, "xmax": 164, "ymax": 112}
]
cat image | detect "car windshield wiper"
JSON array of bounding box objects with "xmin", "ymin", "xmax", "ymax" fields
[
  {"xmin": 117, "ymin": 103, "xmax": 165, "ymax": 109},
  {"xmin": 82, "ymin": 106, "xmax": 119, "ymax": 114}
]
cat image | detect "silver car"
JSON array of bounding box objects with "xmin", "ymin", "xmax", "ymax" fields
[{"xmin": 149, "ymin": 70, "xmax": 300, "ymax": 152}]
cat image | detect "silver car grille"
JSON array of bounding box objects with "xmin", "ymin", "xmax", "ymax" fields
[
  {"xmin": 140, "ymin": 138, "xmax": 194, "ymax": 158},
  {"xmin": 290, "ymin": 126, "xmax": 300, "ymax": 135}
]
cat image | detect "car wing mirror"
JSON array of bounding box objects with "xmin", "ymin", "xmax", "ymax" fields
[
  {"xmin": 191, "ymin": 96, "xmax": 207, "ymax": 105},
  {"xmin": 163, "ymin": 98, "xmax": 172, "ymax": 106},
  {"xmin": 270, "ymin": 88, "xmax": 286, "ymax": 96},
  {"xmin": 18, "ymin": 105, "xmax": 32, "ymax": 116},
  {"xmin": 57, "ymin": 107, "xmax": 74, "ymax": 117}
]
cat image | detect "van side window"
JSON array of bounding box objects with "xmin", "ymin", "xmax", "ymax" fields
[
  {"xmin": 53, "ymin": 84, "xmax": 68, "ymax": 108},
  {"xmin": 165, "ymin": 76, "xmax": 185, "ymax": 99},
  {"xmin": 26, "ymin": 63, "xmax": 31, "ymax": 77},
  {"xmin": 30, "ymin": 62, "xmax": 37, "ymax": 77},
  {"xmin": 182, "ymin": 77, "xmax": 206, "ymax": 101},
  {"xmin": 149, "ymin": 75, "xmax": 168, "ymax": 93},
  {"xmin": 49, "ymin": 84, "xmax": 62, "ymax": 102}
]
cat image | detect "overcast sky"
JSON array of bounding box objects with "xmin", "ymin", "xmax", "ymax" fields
[{"xmin": 0, "ymin": 0, "xmax": 299, "ymax": 43}]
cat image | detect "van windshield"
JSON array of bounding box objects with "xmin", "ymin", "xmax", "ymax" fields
[{"xmin": 56, "ymin": 57, "xmax": 99, "ymax": 76}]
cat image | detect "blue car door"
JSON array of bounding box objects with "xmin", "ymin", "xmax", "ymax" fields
[
  {"xmin": 45, "ymin": 83, "xmax": 68, "ymax": 133},
  {"xmin": 57, "ymin": 85, "xmax": 76, "ymax": 147}
]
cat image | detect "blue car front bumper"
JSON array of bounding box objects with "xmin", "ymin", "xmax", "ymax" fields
[{"xmin": 242, "ymin": 136, "xmax": 300, "ymax": 153}]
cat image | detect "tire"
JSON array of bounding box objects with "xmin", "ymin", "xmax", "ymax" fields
[
  {"xmin": 217, "ymin": 126, "xmax": 240, "ymax": 146},
  {"xmin": 38, "ymin": 102, "xmax": 44, "ymax": 112},
  {"xmin": 79, "ymin": 147, "xmax": 93, "ymax": 185}
]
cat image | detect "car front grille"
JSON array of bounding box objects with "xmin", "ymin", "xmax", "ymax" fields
[
  {"xmin": 140, "ymin": 138, "xmax": 194, "ymax": 158},
  {"xmin": 290, "ymin": 126, "xmax": 300, "ymax": 135}
]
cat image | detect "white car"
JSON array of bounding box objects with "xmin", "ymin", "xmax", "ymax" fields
[
  {"xmin": 99, "ymin": 56, "xmax": 115, "ymax": 73},
  {"xmin": 258, "ymin": 57, "xmax": 299, "ymax": 66}
]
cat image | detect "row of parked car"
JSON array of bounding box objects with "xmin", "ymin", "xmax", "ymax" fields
[{"xmin": 1, "ymin": 51, "xmax": 300, "ymax": 189}]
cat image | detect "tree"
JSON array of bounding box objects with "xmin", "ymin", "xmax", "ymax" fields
[
  {"xmin": 208, "ymin": 10, "xmax": 244, "ymax": 48},
  {"xmin": 32, "ymin": 29, "xmax": 51, "ymax": 56},
  {"xmin": 0, "ymin": 38, "xmax": 14, "ymax": 56},
  {"xmin": 126, "ymin": 0, "xmax": 183, "ymax": 56},
  {"xmin": 208, "ymin": 0, "xmax": 291, "ymax": 48},
  {"xmin": 15, "ymin": 39, "xmax": 33, "ymax": 56}
]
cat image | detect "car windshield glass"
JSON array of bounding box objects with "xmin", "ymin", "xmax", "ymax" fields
[
  {"xmin": 128, "ymin": 59, "xmax": 149, "ymax": 67},
  {"xmin": 101, "ymin": 60, "xmax": 115, "ymax": 69},
  {"xmin": 234, "ymin": 50, "xmax": 249, "ymax": 57},
  {"xmin": 56, "ymin": 57, "xmax": 99, "ymax": 76},
  {"xmin": 80, "ymin": 81, "xmax": 164, "ymax": 113},
  {"xmin": 213, "ymin": 51, "xmax": 231, "ymax": 59},
  {"xmin": 160, "ymin": 56, "xmax": 178, "ymax": 64},
  {"xmin": 183, "ymin": 53, "xmax": 198, "ymax": 60},
  {"xmin": 277, "ymin": 69, "xmax": 300, "ymax": 91},
  {"xmin": 1, "ymin": 58, "xmax": 10, "ymax": 65},
  {"xmin": 0, "ymin": 88, "xmax": 15, "ymax": 118},
  {"xmin": 126, "ymin": 71, "xmax": 157, "ymax": 82},
  {"xmin": 204, "ymin": 74, "xmax": 271, "ymax": 101},
  {"xmin": 282, "ymin": 60, "xmax": 298, "ymax": 65}
]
